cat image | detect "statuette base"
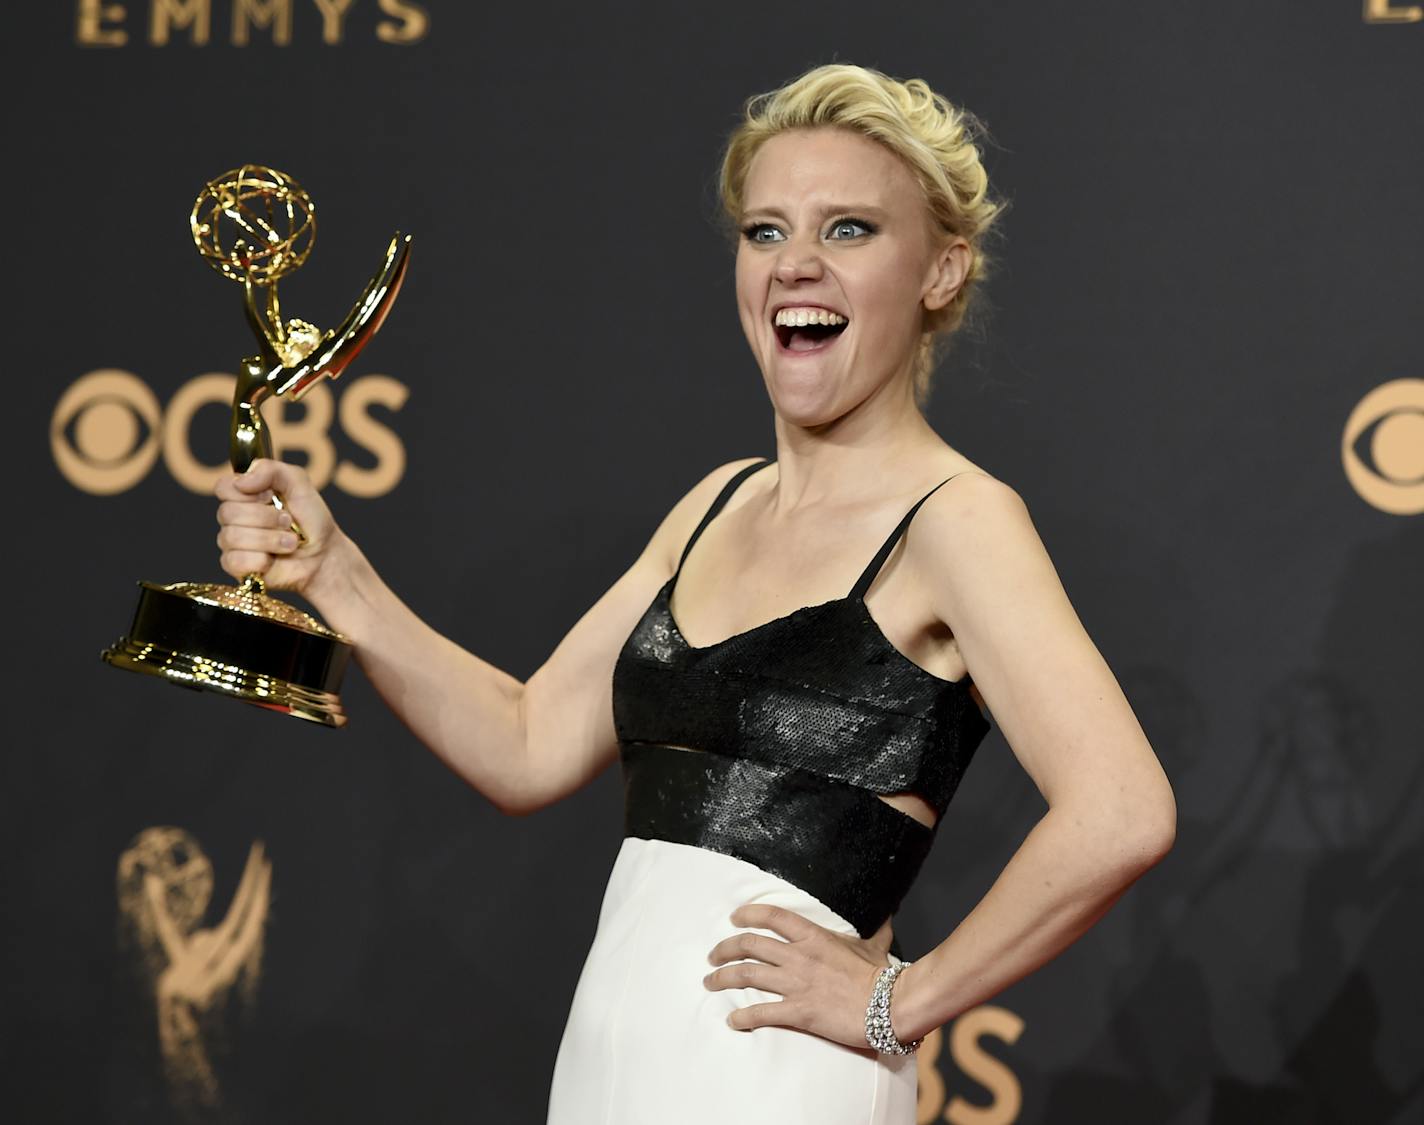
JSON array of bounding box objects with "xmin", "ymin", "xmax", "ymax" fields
[{"xmin": 101, "ymin": 580, "xmax": 351, "ymax": 728}]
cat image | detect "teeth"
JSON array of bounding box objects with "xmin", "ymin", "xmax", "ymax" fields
[{"xmin": 773, "ymin": 307, "xmax": 847, "ymax": 327}]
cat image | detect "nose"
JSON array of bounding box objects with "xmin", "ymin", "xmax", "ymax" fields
[{"xmin": 773, "ymin": 239, "xmax": 824, "ymax": 285}]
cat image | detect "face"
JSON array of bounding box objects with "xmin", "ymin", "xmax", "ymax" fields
[{"xmin": 734, "ymin": 127, "xmax": 966, "ymax": 425}]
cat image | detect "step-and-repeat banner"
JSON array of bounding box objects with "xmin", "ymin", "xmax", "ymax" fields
[{"xmin": 6, "ymin": 3, "xmax": 1421, "ymax": 1122}]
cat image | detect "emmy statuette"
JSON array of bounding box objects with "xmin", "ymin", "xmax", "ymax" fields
[{"xmin": 101, "ymin": 166, "xmax": 413, "ymax": 727}]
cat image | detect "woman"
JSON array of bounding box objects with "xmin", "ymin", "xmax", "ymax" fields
[{"xmin": 215, "ymin": 64, "xmax": 1176, "ymax": 1124}]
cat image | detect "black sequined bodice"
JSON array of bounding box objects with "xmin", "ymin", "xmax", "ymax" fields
[{"xmin": 612, "ymin": 459, "xmax": 991, "ymax": 937}]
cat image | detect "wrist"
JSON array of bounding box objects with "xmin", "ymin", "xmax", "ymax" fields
[
  {"xmin": 865, "ymin": 957, "xmax": 923, "ymax": 1055},
  {"xmin": 302, "ymin": 530, "xmax": 367, "ymax": 623},
  {"xmin": 887, "ymin": 958, "xmax": 935, "ymax": 1046}
]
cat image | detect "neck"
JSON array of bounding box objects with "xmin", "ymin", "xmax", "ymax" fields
[{"xmin": 768, "ymin": 370, "xmax": 944, "ymax": 510}]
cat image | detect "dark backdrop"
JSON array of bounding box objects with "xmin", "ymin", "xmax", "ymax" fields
[{"xmin": 4, "ymin": 2, "xmax": 1421, "ymax": 1123}]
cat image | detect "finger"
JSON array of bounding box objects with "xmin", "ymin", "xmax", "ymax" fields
[
  {"xmin": 217, "ymin": 500, "xmax": 291, "ymax": 530},
  {"xmin": 231, "ymin": 458, "xmax": 310, "ymax": 499},
  {"xmin": 703, "ymin": 960, "xmax": 783, "ymax": 994},
  {"xmin": 215, "ymin": 472, "xmax": 274, "ymax": 504},
  {"xmin": 217, "ymin": 525, "xmax": 300, "ymax": 556},
  {"xmin": 727, "ymin": 1000, "xmax": 801, "ymax": 1032},
  {"xmin": 729, "ymin": 903, "xmax": 819, "ymax": 942},
  {"xmin": 220, "ymin": 549, "xmax": 273, "ymax": 579},
  {"xmin": 707, "ymin": 931, "xmax": 790, "ymax": 968}
]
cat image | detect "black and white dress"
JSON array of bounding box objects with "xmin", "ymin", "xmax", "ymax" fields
[{"xmin": 547, "ymin": 459, "xmax": 992, "ymax": 1124}]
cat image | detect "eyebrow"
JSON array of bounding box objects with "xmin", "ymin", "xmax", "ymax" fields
[{"xmin": 740, "ymin": 203, "xmax": 888, "ymax": 223}]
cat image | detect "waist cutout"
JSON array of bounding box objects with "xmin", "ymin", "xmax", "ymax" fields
[{"xmin": 620, "ymin": 741, "xmax": 936, "ymax": 938}]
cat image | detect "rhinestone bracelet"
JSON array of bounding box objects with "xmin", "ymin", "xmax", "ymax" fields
[{"xmin": 864, "ymin": 954, "xmax": 922, "ymax": 1055}]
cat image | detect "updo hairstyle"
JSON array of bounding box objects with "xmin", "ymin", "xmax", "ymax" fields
[{"xmin": 719, "ymin": 64, "xmax": 1004, "ymax": 404}]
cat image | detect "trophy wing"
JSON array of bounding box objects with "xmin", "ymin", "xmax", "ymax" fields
[{"xmin": 276, "ymin": 232, "xmax": 413, "ymax": 400}]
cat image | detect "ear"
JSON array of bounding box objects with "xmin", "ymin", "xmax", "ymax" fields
[{"xmin": 922, "ymin": 238, "xmax": 972, "ymax": 312}]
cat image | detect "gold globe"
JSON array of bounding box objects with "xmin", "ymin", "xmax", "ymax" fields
[{"xmin": 190, "ymin": 165, "xmax": 315, "ymax": 286}]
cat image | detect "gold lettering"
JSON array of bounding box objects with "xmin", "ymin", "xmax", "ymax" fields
[
  {"xmin": 376, "ymin": 0, "xmax": 428, "ymax": 44},
  {"xmin": 161, "ymin": 373, "xmax": 234, "ymax": 494},
  {"xmin": 150, "ymin": 0, "xmax": 210, "ymax": 45},
  {"xmin": 76, "ymin": 0, "xmax": 127, "ymax": 46},
  {"xmin": 1340, "ymin": 378, "xmax": 1424, "ymax": 514},
  {"xmin": 944, "ymin": 1006, "xmax": 1024, "ymax": 1125},
  {"xmin": 55, "ymin": 371, "xmax": 406, "ymax": 496},
  {"xmin": 232, "ymin": 0, "xmax": 292, "ymax": 45},
  {"xmin": 1364, "ymin": 0, "xmax": 1423, "ymax": 21},
  {"xmin": 334, "ymin": 375, "xmax": 408, "ymax": 496},
  {"xmin": 310, "ymin": 0, "xmax": 355, "ymax": 43},
  {"xmin": 267, "ymin": 381, "xmax": 337, "ymax": 488},
  {"xmin": 915, "ymin": 1027, "xmax": 948, "ymax": 1124},
  {"xmin": 50, "ymin": 369, "xmax": 162, "ymax": 494}
]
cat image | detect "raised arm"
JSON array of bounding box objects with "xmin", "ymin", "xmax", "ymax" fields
[{"xmin": 213, "ymin": 457, "xmax": 766, "ymax": 815}]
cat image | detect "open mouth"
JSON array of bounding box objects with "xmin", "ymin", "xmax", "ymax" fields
[{"xmin": 773, "ymin": 307, "xmax": 849, "ymax": 354}]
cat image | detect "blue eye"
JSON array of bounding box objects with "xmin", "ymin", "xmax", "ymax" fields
[
  {"xmin": 742, "ymin": 223, "xmax": 785, "ymax": 244},
  {"xmin": 828, "ymin": 218, "xmax": 873, "ymax": 240}
]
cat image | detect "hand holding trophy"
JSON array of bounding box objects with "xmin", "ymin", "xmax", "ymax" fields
[{"xmin": 101, "ymin": 165, "xmax": 413, "ymax": 728}]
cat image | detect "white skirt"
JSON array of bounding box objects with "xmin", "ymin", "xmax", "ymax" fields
[{"xmin": 546, "ymin": 837, "xmax": 917, "ymax": 1124}]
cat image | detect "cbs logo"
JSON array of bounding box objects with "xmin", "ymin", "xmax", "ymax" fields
[
  {"xmin": 1342, "ymin": 379, "xmax": 1424, "ymax": 515},
  {"xmin": 51, "ymin": 369, "xmax": 408, "ymax": 497},
  {"xmin": 916, "ymin": 1005, "xmax": 1024, "ymax": 1124}
]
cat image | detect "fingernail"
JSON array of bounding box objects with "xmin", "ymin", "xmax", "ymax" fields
[{"xmin": 279, "ymin": 533, "xmax": 298, "ymax": 550}]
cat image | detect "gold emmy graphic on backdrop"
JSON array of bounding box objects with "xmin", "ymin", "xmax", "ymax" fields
[
  {"xmin": 117, "ymin": 828, "xmax": 272, "ymax": 1110},
  {"xmin": 101, "ymin": 165, "xmax": 413, "ymax": 727}
]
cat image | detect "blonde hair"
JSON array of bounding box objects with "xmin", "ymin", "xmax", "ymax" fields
[{"xmin": 719, "ymin": 64, "xmax": 1005, "ymax": 405}]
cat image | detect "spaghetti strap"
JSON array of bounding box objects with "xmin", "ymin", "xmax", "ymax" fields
[
  {"xmin": 676, "ymin": 459, "xmax": 774, "ymax": 574},
  {"xmin": 848, "ymin": 471, "xmax": 979, "ymax": 601}
]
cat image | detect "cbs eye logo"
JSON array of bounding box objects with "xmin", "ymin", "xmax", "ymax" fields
[
  {"xmin": 51, "ymin": 369, "xmax": 408, "ymax": 497},
  {"xmin": 1342, "ymin": 379, "xmax": 1424, "ymax": 515}
]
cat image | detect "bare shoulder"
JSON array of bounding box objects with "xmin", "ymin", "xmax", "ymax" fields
[
  {"xmin": 905, "ymin": 469, "xmax": 1174, "ymax": 848},
  {"xmin": 909, "ymin": 469, "xmax": 1100, "ymax": 736},
  {"xmin": 644, "ymin": 455, "xmax": 771, "ymax": 574},
  {"xmin": 928, "ymin": 469, "xmax": 1029, "ymax": 527},
  {"xmin": 905, "ymin": 470, "xmax": 1067, "ymax": 640},
  {"xmin": 911, "ymin": 470, "xmax": 1038, "ymax": 569}
]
